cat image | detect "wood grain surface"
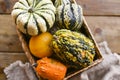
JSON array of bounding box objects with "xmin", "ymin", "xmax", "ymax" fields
[
  {"xmin": 0, "ymin": 0, "xmax": 120, "ymax": 16},
  {"xmin": 0, "ymin": 0, "xmax": 120, "ymax": 79},
  {"xmin": 0, "ymin": 52, "xmax": 28, "ymax": 80},
  {"xmin": 0, "ymin": 0, "xmax": 18, "ymax": 13},
  {"xmin": 0, "ymin": 15, "xmax": 119, "ymax": 53},
  {"xmin": 85, "ymin": 16, "xmax": 120, "ymax": 53},
  {"xmin": 76, "ymin": 0, "xmax": 120, "ymax": 16},
  {"xmin": 0, "ymin": 15, "xmax": 23, "ymax": 52}
]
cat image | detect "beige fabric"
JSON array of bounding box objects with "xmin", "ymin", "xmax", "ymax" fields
[
  {"xmin": 4, "ymin": 41, "xmax": 120, "ymax": 80},
  {"xmin": 4, "ymin": 61, "xmax": 38, "ymax": 80}
]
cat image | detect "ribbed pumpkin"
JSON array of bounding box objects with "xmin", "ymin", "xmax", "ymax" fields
[
  {"xmin": 51, "ymin": 29, "xmax": 96, "ymax": 69},
  {"xmin": 11, "ymin": 0, "xmax": 56, "ymax": 36},
  {"xmin": 55, "ymin": 0, "xmax": 83, "ymax": 30}
]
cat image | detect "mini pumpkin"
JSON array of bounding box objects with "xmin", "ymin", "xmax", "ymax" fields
[
  {"xmin": 55, "ymin": 0, "xmax": 83, "ymax": 30},
  {"xmin": 11, "ymin": 0, "xmax": 56, "ymax": 36}
]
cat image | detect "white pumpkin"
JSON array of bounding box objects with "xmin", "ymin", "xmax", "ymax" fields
[{"xmin": 11, "ymin": 0, "xmax": 56, "ymax": 36}]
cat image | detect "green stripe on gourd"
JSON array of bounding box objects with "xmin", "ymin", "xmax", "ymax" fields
[
  {"xmin": 11, "ymin": 0, "xmax": 56, "ymax": 36},
  {"xmin": 55, "ymin": 0, "xmax": 83, "ymax": 31}
]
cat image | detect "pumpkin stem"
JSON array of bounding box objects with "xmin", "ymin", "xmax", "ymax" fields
[
  {"xmin": 28, "ymin": 7, "xmax": 34, "ymax": 13},
  {"xmin": 70, "ymin": 0, "xmax": 77, "ymax": 4}
]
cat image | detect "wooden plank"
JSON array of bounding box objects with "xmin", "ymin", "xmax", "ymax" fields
[
  {"xmin": 0, "ymin": 15, "xmax": 23, "ymax": 52},
  {"xmin": 76, "ymin": 0, "xmax": 120, "ymax": 16},
  {"xmin": 0, "ymin": 0, "xmax": 18, "ymax": 13},
  {"xmin": 0, "ymin": 0, "xmax": 120, "ymax": 16},
  {"xmin": 85, "ymin": 16, "xmax": 120, "ymax": 53},
  {"xmin": 0, "ymin": 15, "xmax": 120, "ymax": 53},
  {"xmin": 0, "ymin": 52, "xmax": 28, "ymax": 80}
]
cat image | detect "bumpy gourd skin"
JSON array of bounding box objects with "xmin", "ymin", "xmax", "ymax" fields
[
  {"xmin": 11, "ymin": 0, "xmax": 56, "ymax": 36},
  {"xmin": 51, "ymin": 29, "xmax": 96, "ymax": 69}
]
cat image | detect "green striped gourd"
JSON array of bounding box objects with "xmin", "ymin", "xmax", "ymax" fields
[
  {"xmin": 51, "ymin": 29, "xmax": 96, "ymax": 69},
  {"xmin": 55, "ymin": 0, "xmax": 83, "ymax": 30},
  {"xmin": 11, "ymin": 0, "xmax": 56, "ymax": 36}
]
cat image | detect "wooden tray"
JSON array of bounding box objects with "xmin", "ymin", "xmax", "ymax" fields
[{"xmin": 16, "ymin": 17, "xmax": 103, "ymax": 80}]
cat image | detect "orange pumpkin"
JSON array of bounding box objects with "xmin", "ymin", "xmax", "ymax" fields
[{"xmin": 29, "ymin": 32, "xmax": 53, "ymax": 58}]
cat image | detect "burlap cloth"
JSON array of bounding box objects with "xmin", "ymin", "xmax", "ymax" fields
[{"xmin": 4, "ymin": 41, "xmax": 120, "ymax": 80}]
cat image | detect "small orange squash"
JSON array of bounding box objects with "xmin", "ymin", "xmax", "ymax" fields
[{"xmin": 35, "ymin": 57, "xmax": 67, "ymax": 80}]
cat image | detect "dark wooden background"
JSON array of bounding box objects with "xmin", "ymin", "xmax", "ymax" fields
[{"xmin": 0, "ymin": 0, "xmax": 120, "ymax": 79}]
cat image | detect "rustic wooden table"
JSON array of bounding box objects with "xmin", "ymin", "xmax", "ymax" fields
[{"xmin": 0, "ymin": 0, "xmax": 120, "ymax": 80}]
